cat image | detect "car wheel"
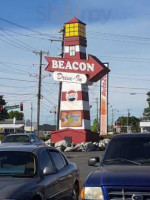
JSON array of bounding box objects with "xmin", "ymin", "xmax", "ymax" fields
[{"xmin": 72, "ymin": 183, "xmax": 79, "ymax": 200}]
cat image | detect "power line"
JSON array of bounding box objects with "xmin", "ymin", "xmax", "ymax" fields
[
  {"xmin": 0, "ymin": 28, "xmax": 38, "ymax": 52},
  {"xmin": 110, "ymin": 75, "xmax": 150, "ymax": 82},
  {"xmin": 0, "ymin": 37, "xmax": 32, "ymax": 52},
  {"xmin": 0, "ymin": 76, "xmax": 58, "ymax": 85},
  {"xmin": 92, "ymin": 84, "xmax": 150, "ymax": 91},
  {"xmin": 0, "ymin": 17, "xmax": 50, "ymax": 36},
  {"xmin": 0, "ymin": 92, "xmax": 35, "ymax": 95},
  {"xmin": 0, "ymin": 84, "xmax": 36, "ymax": 88},
  {"xmin": 43, "ymin": 96, "xmax": 56, "ymax": 106},
  {"xmin": 87, "ymin": 31, "xmax": 150, "ymax": 41}
]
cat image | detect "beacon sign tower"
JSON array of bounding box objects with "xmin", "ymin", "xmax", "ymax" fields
[{"xmin": 45, "ymin": 18, "xmax": 110, "ymax": 143}]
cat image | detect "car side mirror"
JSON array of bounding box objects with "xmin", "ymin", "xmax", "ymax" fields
[
  {"xmin": 31, "ymin": 139, "xmax": 35, "ymax": 143},
  {"xmin": 88, "ymin": 157, "xmax": 100, "ymax": 166},
  {"xmin": 43, "ymin": 166, "xmax": 58, "ymax": 176}
]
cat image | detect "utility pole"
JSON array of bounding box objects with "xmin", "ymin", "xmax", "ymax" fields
[
  {"xmin": 31, "ymin": 103, "xmax": 33, "ymax": 133},
  {"xmin": 96, "ymin": 98, "xmax": 99, "ymax": 133},
  {"xmin": 50, "ymin": 106, "xmax": 57, "ymax": 130},
  {"xmin": 33, "ymin": 50, "xmax": 49, "ymax": 136},
  {"xmin": 127, "ymin": 109, "xmax": 131, "ymax": 133},
  {"xmin": 57, "ymin": 27, "xmax": 64, "ymax": 130}
]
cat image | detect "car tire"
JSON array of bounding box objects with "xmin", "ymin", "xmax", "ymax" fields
[{"xmin": 72, "ymin": 183, "xmax": 79, "ymax": 200}]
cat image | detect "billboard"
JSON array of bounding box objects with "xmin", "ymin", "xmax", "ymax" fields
[
  {"xmin": 60, "ymin": 111, "xmax": 82, "ymax": 127},
  {"xmin": 100, "ymin": 64, "xmax": 108, "ymax": 135}
]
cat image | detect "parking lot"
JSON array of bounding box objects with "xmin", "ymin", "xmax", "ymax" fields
[{"xmin": 64, "ymin": 151, "xmax": 104, "ymax": 181}]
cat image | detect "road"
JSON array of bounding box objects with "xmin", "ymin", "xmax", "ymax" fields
[{"xmin": 64, "ymin": 151, "xmax": 104, "ymax": 181}]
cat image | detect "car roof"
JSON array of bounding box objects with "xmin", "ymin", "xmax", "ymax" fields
[
  {"xmin": 4, "ymin": 133, "xmax": 35, "ymax": 137},
  {"xmin": 0, "ymin": 144, "xmax": 56, "ymax": 153},
  {"xmin": 113, "ymin": 133, "xmax": 150, "ymax": 139}
]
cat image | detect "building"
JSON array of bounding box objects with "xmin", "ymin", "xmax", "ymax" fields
[{"xmin": 0, "ymin": 118, "xmax": 25, "ymax": 134}]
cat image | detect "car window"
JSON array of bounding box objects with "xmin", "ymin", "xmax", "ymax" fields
[
  {"xmin": 59, "ymin": 153, "xmax": 68, "ymax": 166},
  {"xmin": 40, "ymin": 150, "xmax": 54, "ymax": 171},
  {"xmin": 0, "ymin": 151, "xmax": 36, "ymax": 177},
  {"xmin": 2, "ymin": 135, "xmax": 30, "ymax": 143},
  {"xmin": 33, "ymin": 135, "xmax": 40, "ymax": 142},
  {"xmin": 103, "ymin": 137, "xmax": 150, "ymax": 165},
  {"xmin": 49, "ymin": 151, "xmax": 65, "ymax": 170}
]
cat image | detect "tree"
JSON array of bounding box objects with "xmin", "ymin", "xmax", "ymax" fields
[
  {"xmin": 143, "ymin": 91, "xmax": 150, "ymax": 120},
  {"xmin": 0, "ymin": 96, "xmax": 8, "ymax": 121},
  {"xmin": 8, "ymin": 111, "xmax": 24, "ymax": 120},
  {"xmin": 116, "ymin": 116, "xmax": 140, "ymax": 133},
  {"xmin": 91, "ymin": 118, "xmax": 98, "ymax": 132}
]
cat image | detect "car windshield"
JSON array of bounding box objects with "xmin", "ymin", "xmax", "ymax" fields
[
  {"xmin": 0, "ymin": 151, "xmax": 36, "ymax": 177},
  {"xmin": 2, "ymin": 135, "xmax": 30, "ymax": 143},
  {"xmin": 103, "ymin": 137, "xmax": 150, "ymax": 165}
]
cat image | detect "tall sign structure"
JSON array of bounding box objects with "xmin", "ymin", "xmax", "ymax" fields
[
  {"xmin": 100, "ymin": 64, "xmax": 108, "ymax": 135},
  {"xmin": 45, "ymin": 18, "xmax": 110, "ymax": 143}
]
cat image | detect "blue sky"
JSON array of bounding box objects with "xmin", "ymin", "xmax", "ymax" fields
[{"xmin": 0, "ymin": 0, "xmax": 150, "ymax": 125}]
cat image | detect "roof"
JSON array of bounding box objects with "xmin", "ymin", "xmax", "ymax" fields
[
  {"xmin": 113, "ymin": 133, "xmax": 150, "ymax": 138},
  {"xmin": 39, "ymin": 124, "xmax": 56, "ymax": 131},
  {"xmin": 0, "ymin": 119, "xmax": 25, "ymax": 124},
  {"xmin": 5, "ymin": 133, "xmax": 34, "ymax": 136},
  {"xmin": 0, "ymin": 145, "xmax": 38, "ymax": 152},
  {"xmin": 65, "ymin": 17, "xmax": 86, "ymax": 25},
  {"xmin": 0, "ymin": 144, "xmax": 55, "ymax": 152}
]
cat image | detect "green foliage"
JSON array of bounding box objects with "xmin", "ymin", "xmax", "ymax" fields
[
  {"xmin": 143, "ymin": 91, "xmax": 150, "ymax": 120},
  {"xmin": 0, "ymin": 96, "xmax": 8, "ymax": 121},
  {"xmin": 8, "ymin": 111, "xmax": 24, "ymax": 120},
  {"xmin": 116, "ymin": 116, "xmax": 140, "ymax": 133},
  {"xmin": 0, "ymin": 134, "xmax": 5, "ymax": 141},
  {"xmin": 91, "ymin": 118, "xmax": 98, "ymax": 132},
  {"xmin": 39, "ymin": 135, "xmax": 50, "ymax": 141}
]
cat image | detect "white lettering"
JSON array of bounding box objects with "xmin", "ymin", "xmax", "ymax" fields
[
  {"xmin": 79, "ymin": 62, "xmax": 87, "ymax": 71},
  {"xmin": 87, "ymin": 63, "xmax": 94, "ymax": 72},
  {"xmin": 72, "ymin": 62, "xmax": 78, "ymax": 70},
  {"xmin": 65, "ymin": 61, "xmax": 73, "ymax": 70},
  {"xmin": 52, "ymin": 60, "xmax": 95, "ymax": 72},
  {"xmin": 52, "ymin": 60, "xmax": 58, "ymax": 68},
  {"xmin": 58, "ymin": 61, "xmax": 65, "ymax": 69}
]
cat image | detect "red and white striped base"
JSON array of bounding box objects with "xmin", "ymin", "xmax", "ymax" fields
[{"xmin": 59, "ymin": 82, "xmax": 91, "ymax": 130}]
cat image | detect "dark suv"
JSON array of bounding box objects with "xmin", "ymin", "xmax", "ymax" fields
[{"xmin": 81, "ymin": 134, "xmax": 150, "ymax": 200}]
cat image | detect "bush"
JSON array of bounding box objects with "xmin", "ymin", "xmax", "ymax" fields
[
  {"xmin": 99, "ymin": 133, "xmax": 120, "ymax": 140},
  {"xmin": 0, "ymin": 134, "xmax": 5, "ymax": 141},
  {"xmin": 39, "ymin": 135, "xmax": 50, "ymax": 141}
]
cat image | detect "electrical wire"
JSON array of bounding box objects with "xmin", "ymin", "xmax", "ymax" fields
[
  {"xmin": 0, "ymin": 17, "xmax": 60, "ymax": 37},
  {"xmin": 0, "ymin": 28, "xmax": 38, "ymax": 52}
]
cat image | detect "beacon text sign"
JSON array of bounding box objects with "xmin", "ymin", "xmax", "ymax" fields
[{"xmin": 46, "ymin": 55, "xmax": 109, "ymax": 81}]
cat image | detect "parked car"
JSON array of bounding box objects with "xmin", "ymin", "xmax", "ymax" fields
[
  {"xmin": 0, "ymin": 145, "xmax": 80, "ymax": 200},
  {"xmin": 1, "ymin": 133, "xmax": 45, "ymax": 146},
  {"xmin": 81, "ymin": 133, "xmax": 150, "ymax": 200}
]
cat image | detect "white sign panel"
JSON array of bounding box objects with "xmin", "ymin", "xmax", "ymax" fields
[
  {"xmin": 53, "ymin": 71, "xmax": 87, "ymax": 84},
  {"xmin": 100, "ymin": 63, "xmax": 109, "ymax": 135}
]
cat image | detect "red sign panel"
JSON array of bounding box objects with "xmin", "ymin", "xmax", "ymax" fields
[{"xmin": 45, "ymin": 55, "xmax": 109, "ymax": 82}]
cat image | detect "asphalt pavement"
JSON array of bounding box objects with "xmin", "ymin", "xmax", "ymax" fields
[{"xmin": 64, "ymin": 151, "xmax": 104, "ymax": 182}]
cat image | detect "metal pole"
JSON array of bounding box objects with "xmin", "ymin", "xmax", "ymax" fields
[
  {"xmin": 37, "ymin": 51, "xmax": 42, "ymax": 136},
  {"xmin": 31, "ymin": 103, "xmax": 33, "ymax": 133},
  {"xmin": 57, "ymin": 27, "xmax": 64, "ymax": 130},
  {"xmin": 96, "ymin": 98, "xmax": 99, "ymax": 133},
  {"xmin": 127, "ymin": 109, "xmax": 131, "ymax": 133},
  {"xmin": 112, "ymin": 108, "xmax": 114, "ymax": 132}
]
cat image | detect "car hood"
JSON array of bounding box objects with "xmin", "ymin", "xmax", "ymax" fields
[
  {"xmin": 85, "ymin": 165, "xmax": 150, "ymax": 187},
  {"xmin": 0, "ymin": 177, "xmax": 36, "ymax": 198}
]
